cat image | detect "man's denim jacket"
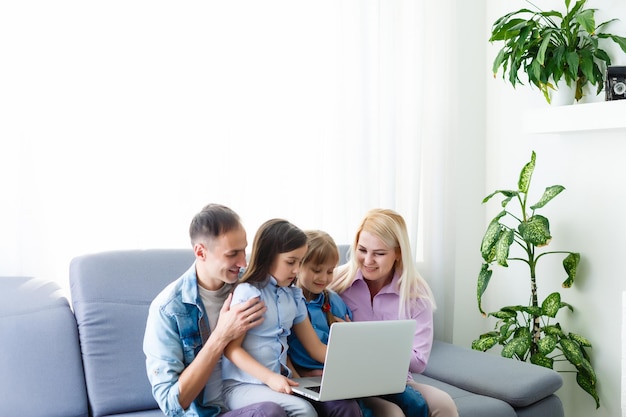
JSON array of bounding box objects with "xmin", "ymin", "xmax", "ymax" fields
[{"xmin": 143, "ymin": 264, "xmax": 223, "ymax": 417}]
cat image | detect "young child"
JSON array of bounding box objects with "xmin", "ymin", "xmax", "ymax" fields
[
  {"xmin": 221, "ymin": 219, "xmax": 363, "ymax": 417},
  {"xmin": 289, "ymin": 230, "xmax": 429, "ymax": 417}
]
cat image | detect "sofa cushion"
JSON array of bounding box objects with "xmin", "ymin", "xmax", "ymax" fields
[
  {"xmin": 412, "ymin": 373, "xmax": 517, "ymax": 417},
  {"xmin": 0, "ymin": 276, "xmax": 89, "ymax": 417},
  {"xmin": 424, "ymin": 340, "xmax": 563, "ymax": 408},
  {"xmin": 70, "ymin": 249, "xmax": 194, "ymax": 417}
]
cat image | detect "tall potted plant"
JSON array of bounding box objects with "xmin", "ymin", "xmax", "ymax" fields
[
  {"xmin": 472, "ymin": 151, "xmax": 599, "ymax": 407},
  {"xmin": 490, "ymin": 0, "xmax": 626, "ymax": 103}
]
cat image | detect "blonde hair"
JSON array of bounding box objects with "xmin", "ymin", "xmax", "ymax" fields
[
  {"xmin": 299, "ymin": 230, "xmax": 342, "ymax": 327},
  {"xmin": 329, "ymin": 208, "xmax": 436, "ymax": 317},
  {"xmin": 301, "ymin": 230, "xmax": 339, "ymax": 268}
]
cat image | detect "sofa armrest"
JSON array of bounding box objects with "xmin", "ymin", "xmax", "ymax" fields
[{"xmin": 422, "ymin": 340, "xmax": 563, "ymax": 408}]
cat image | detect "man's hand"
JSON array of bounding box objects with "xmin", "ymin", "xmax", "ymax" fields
[{"xmin": 212, "ymin": 293, "xmax": 266, "ymax": 344}]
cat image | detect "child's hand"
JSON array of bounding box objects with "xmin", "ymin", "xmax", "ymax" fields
[
  {"xmin": 266, "ymin": 373, "xmax": 298, "ymax": 394},
  {"xmin": 332, "ymin": 314, "xmax": 352, "ymax": 323}
]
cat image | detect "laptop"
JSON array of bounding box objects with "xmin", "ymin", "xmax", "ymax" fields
[{"xmin": 291, "ymin": 319, "xmax": 416, "ymax": 401}]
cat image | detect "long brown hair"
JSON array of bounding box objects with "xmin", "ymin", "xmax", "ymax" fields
[{"xmin": 239, "ymin": 218, "xmax": 307, "ymax": 288}]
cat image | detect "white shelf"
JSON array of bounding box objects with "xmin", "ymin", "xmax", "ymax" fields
[{"xmin": 524, "ymin": 100, "xmax": 626, "ymax": 134}]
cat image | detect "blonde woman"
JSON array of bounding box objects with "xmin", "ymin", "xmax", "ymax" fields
[{"xmin": 330, "ymin": 209, "xmax": 458, "ymax": 417}]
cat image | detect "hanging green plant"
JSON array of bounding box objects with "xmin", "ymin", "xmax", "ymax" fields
[{"xmin": 472, "ymin": 151, "xmax": 599, "ymax": 408}]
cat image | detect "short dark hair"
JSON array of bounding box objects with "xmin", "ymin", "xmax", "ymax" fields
[{"xmin": 189, "ymin": 204, "xmax": 241, "ymax": 245}]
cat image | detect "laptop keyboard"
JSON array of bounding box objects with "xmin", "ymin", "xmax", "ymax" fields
[{"xmin": 308, "ymin": 386, "xmax": 321, "ymax": 393}]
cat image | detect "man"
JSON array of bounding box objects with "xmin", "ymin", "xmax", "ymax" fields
[{"xmin": 144, "ymin": 204, "xmax": 287, "ymax": 417}]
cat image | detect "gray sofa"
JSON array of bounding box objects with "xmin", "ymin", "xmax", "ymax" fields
[{"xmin": 0, "ymin": 249, "xmax": 564, "ymax": 417}]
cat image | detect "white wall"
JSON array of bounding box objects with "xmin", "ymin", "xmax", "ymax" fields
[
  {"xmin": 0, "ymin": 1, "xmax": 349, "ymax": 297},
  {"xmin": 481, "ymin": 1, "xmax": 626, "ymax": 416}
]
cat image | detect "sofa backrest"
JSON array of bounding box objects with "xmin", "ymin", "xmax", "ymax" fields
[
  {"xmin": 0, "ymin": 276, "xmax": 89, "ymax": 417},
  {"xmin": 69, "ymin": 249, "xmax": 194, "ymax": 417}
]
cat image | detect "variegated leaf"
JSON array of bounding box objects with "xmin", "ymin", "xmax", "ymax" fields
[
  {"xmin": 530, "ymin": 185, "xmax": 565, "ymax": 210},
  {"xmin": 518, "ymin": 151, "xmax": 536, "ymax": 193},
  {"xmin": 562, "ymin": 252, "xmax": 580, "ymax": 288},
  {"xmin": 518, "ymin": 215, "xmax": 551, "ymax": 246}
]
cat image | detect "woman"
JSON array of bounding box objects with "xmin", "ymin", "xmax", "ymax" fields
[{"xmin": 329, "ymin": 209, "xmax": 459, "ymax": 417}]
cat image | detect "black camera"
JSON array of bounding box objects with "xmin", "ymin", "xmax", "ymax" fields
[{"xmin": 605, "ymin": 66, "xmax": 626, "ymax": 100}]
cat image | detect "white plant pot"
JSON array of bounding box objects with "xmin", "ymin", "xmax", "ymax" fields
[{"xmin": 550, "ymin": 80, "xmax": 575, "ymax": 106}]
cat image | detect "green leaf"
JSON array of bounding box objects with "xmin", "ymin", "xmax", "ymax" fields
[
  {"xmin": 537, "ymin": 334, "xmax": 558, "ymax": 355},
  {"xmin": 519, "ymin": 305, "xmax": 543, "ymax": 316},
  {"xmin": 480, "ymin": 211, "xmax": 506, "ymax": 260},
  {"xmin": 489, "ymin": 309, "xmax": 517, "ymax": 320},
  {"xmin": 560, "ymin": 338, "xmax": 584, "ymax": 367},
  {"xmin": 472, "ymin": 336, "xmax": 499, "ymax": 351},
  {"xmin": 531, "ymin": 352, "xmax": 554, "ymax": 368},
  {"xmin": 569, "ymin": 332, "xmax": 592, "ymax": 347},
  {"xmin": 562, "ymin": 252, "xmax": 580, "ymax": 288},
  {"xmin": 543, "ymin": 324, "xmax": 564, "ymax": 337},
  {"xmin": 530, "ymin": 185, "xmax": 565, "ymax": 209},
  {"xmin": 577, "ymin": 372, "xmax": 600, "ymax": 408},
  {"xmin": 518, "ymin": 215, "xmax": 551, "ymax": 246},
  {"xmin": 482, "ymin": 190, "xmax": 517, "ymax": 204},
  {"xmin": 542, "ymin": 292, "xmax": 561, "ymax": 318},
  {"xmin": 518, "ymin": 151, "xmax": 536, "ymax": 193},
  {"xmin": 495, "ymin": 228, "xmax": 514, "ymax": 267},
  {"xmin": 575, "ymin": 9, "xmax": 595, "ymax": 34},
  {"xmin": 502, "ymin": 336, "xmax": 530, "ymax": 358},
  {"xmin": 560, "ymin": 301, "xmax": 574, "ymax": 313},
  {"xmin": 477, "ymin": 264, "xmax": 492, "ymax": 316}
]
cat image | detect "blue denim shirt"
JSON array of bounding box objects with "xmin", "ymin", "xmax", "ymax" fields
[{"xmin": 143, "ymin": 263, "xmax": 232, "ymax": 417}]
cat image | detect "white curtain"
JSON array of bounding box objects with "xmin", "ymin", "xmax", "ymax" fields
[{"xmin": 0, "ymin": 1, "xmax": 454, "ymax": 314}]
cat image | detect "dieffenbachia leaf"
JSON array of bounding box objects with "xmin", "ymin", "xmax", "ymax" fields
[
  {"xmin": 542, "ymin": 292, "xmax": 561, "ymax": 318},
  {"xmin": 495, "ymin": 228, "xmax": 514, "ymax": 266},
  {"xmin": 480, "ymin": 211, "xmax": 507, "ymax": 261},
  {"xmin": 518, "ymin": 151, "xmax": 536, "ymax": 193},
  {"xmin": 530, "ymin": 185, "xmax": 565, "ymax": 210},
  {"xmin": 518, "ymin": 215, "xmax": 551, "ymax": 246},
  {"xmin": 477, "ymin": 263, "xmax": 492, "ymax": 316},
  {"xmin": 562, "ymin": 252, "xmax": 580, "ymax": 288}
]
